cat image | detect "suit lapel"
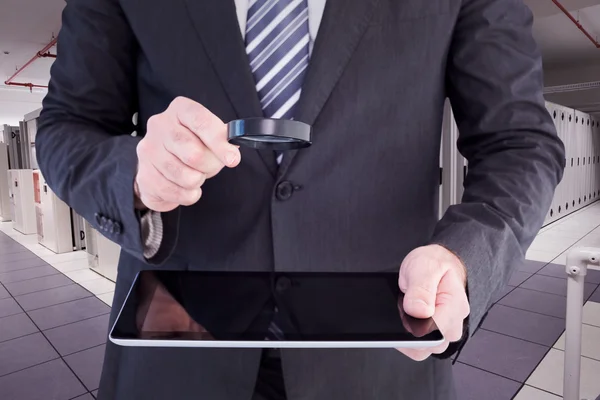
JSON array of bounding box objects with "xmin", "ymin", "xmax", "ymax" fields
[
  {"xmin": 183, "ymin": 0, "xmax": 278, "ymax": 175},
  {"xmin": 278, "ymin": 0, "xmax": 380, "ymax": 177}
]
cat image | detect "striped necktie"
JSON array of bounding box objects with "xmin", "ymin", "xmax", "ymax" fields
[
  {"xmin": 246, "ymin": 1, "xmax": 309, "ymax": 340},
  {"xmin": 245, "ymin": 0, "xmax": 310, "ymax": 120}
]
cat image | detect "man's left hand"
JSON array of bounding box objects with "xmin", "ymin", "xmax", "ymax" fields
[{"xmin": 397, "ymin": 244, "xmax": 470, "ymax": 361}]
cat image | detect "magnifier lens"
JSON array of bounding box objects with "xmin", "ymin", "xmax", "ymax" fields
[
  {"xmin": 227, "ymin": 118, "xmax": 312, "ymax": 150},
  {"xmin": 240, "ymin": 136, "xmax": 296, "ymax": 143}
]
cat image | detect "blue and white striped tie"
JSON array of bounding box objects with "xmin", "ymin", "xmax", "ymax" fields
[
  {"xmin": 245, "ymin": 0, "xmax": 310, "ymax": 120},
  {"xmin": 246, "ymin": 1, "xmax": 309, "ymax": 340}
]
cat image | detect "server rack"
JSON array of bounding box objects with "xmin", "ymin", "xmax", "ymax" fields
[
  {"xmin": 22, "ymin": 108, "xmax": 41, "ymax": 170},
  {"xmin": 0, "ymin": 143, "xmax": 10, "ymax": 221},
  {"xmin": 3, "ymin": 125, "xmax": 22, "ymax": 169},
  {"xmin": 84, "ymin": 220, "xmax": 120, "ymax": 282},
  {"xmin": 33, "ymin": 170, "xmax": 76, "ymax": 253},
  {"xmin": 71, "ymin": 210, "xmax": 86, "ymax": 251},
  {"xmin": 9, "ymin": 169, "xmax": 36, "ymax": 234}
]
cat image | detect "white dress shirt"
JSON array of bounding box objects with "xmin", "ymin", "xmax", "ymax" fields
[{"xmin": 142, "ymin": 0, "xmax": 327, "ymax": 258}]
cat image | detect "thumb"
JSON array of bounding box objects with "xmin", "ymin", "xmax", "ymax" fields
[{"xmin": 400, "ymin": 259, "xmax": 445, "ymax": 319}]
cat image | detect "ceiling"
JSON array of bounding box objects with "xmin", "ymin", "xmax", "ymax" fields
[
  {"xmin": 0, "ymin": 0, "xmax": 599, "ymax": 124},
  {"xmin": 525, "ymin": 0, "xmax": 600, "ymax": 66},
  {"xmin": 0, "ymin": 0, "xmax": 63, "ymax": 87}
]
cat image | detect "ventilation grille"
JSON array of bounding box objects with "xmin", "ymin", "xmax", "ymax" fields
[{"xmin": 544, "ymin": 81, "xmax": 600, "ymax": 94}]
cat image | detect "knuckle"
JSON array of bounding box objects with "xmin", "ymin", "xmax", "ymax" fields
[
  {"xmin": 146, "ymin": 114, "xmax": 164, "ymax": 130},
  {"xmin": 155, "ymin": 177, "xmax": 176, "ymax": 197},
  {"xmin": 168, "ymin": 185, "xmax": 183, "ymax": 203},
  {"xmin": 180, "ymin": 188, "xmax": 202, "ymax": 206},
  {"xmin": 170, "ymin": 128, "xmax": 189, "ymax": 144},
  {"xmin": 189, "ymin": 113, "xmax": 210, "ymax": 134},
  {"xmin": 183, "ymin": 172, "xmax": 206, "ymax": 189},
  {"xmin": 162, "ymin": 159, "xmax": 182, "ymax": 179},
  {"xmin": 136, "ymin": 138, "xmax": 153, "ymax": 157},
  {"xmin": 183, "ymin": 147, "xmax": 204, "ymax": 167}
]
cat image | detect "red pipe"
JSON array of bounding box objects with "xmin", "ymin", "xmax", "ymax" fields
[
  {"xmin": 551, "ymin": 0, "xmax": 600, "ymax": 48},
  {"xmin": 4, "ymin": 37, "xmax": 57, "ymax": 89},
  {"xmin": 4, "ymin": 82, "xmax": 48, "ymax": 90},
  {"xmin": 37, "ymin": 52, "xmax": 56, "ymax": 58}
]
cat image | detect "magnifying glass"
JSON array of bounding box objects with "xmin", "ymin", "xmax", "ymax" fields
[{"xmin": 227, "ymin": 118, "xmax": 312, "ymax": 151}]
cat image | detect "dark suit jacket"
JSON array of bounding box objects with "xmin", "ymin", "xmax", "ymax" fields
[{"xmin": 36, "ymin": 0, "xmax": 565, "ymax": 398}]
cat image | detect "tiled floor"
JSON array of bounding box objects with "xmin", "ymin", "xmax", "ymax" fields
[
  {"xmin": 1, "ymin": 204, "xmax": 600, "ymax": 399},
  {"xmin": 0, "ymin": 222, "xmax": 112, "ymax": 400},
  {"xmin": 454, "ymin": 203, "xmax": 600, "ymax": 400}
]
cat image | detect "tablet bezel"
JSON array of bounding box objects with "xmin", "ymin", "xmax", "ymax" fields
[{"xmin": 108, "ymin": 271, "xmax": 445, "ymax": 349}]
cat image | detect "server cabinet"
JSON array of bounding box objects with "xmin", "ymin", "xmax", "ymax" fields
[
  {"xmin": 9, "ymin": 169, "xmax": 36, "ymax": 234},
  {"xmin": 84, "ymin": 221, "xmax": 120, "ymax": 282},
  {"xmin": 574, "ymin": 111, "xmax": 587, "ymax": 211},
  {"xmin": 71, "ymin": 210, "xmax": 86, "ymax": 251},
  {"xmin": 22, "ymin": 108, "xmax": 41, "ymax": 170},
  {"xmin": 33, "ymin": 171, "xmax": 74, "ymax": 253},
  {"xmin": 592, "ymin": 118, "xmax": 597, "ymax": 201},
  {"xmin": 564, "ymin": 109, "xmax": 575, "ymax": 216},
  {"xmin": 546, "ymin": 103, "xmax": 575, "ymax": 224},
  {"xmin": 17, "ymin": 121, "xmax": 31, "ymax": 170},
  {"xmin": 3, "ymin": 125, "xmax": 22, "ymax": 169},
  {"xmin": 546, "ymin": 103, "xmax": 560, "ymax": 223},
  {"xmin": 84, "ymin": 220, "xmax": 98, "ymax": 269},
  {"xmin": 541, "ymin": 102, "xmax": 599, "ymax": 226},
  {"xmin": 0, "ymin": 144, "xmax": 10, "ymax": 221}
]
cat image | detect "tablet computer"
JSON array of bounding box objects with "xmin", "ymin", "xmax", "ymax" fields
[{"xmin": 109, "ymin": 270, "xmax": 444, "ymax": 349}]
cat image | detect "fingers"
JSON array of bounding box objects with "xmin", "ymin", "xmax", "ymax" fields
[
  {"xmin": 163, "ymin": 127, "xmax": 223, "ymax": 179},
  {"xmin": 432, "ymin": 271, "xmax": 470, "ymax": 343},
  {"xmin": 397, "ymin": 245, "xmax": 471, "ymax": 362},
  {"xmin": 398, "ymin": 298, "xmax": 437, "ymax": 338},
  {"xmin": 170, "ymin": 97, "xmax": 240, "ymax": 168},
  {"xmin": 136, "ymin": 159, "xmax": 202, "ymax": 211},
  {"xmin": 396, "ymin": 341, "xmax": 450, "ymax": 361},
  {"xmin": 400, "ymin": 256, "xmax": 446, "ymax": 319},
  {"xmin": 146, "ymin": 113, "xmax": 226, "ymax": 178},
  {"xmin": 153, "ymin": 141, "xmax": 207, "ymax": 189},
  {"xmin": 136, "ymin": 97, "xmax": 242, "ymax": 211}
]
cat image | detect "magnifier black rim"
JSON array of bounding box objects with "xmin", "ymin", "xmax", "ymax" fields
[{"xmin": 227, "ymin": 118, "xmax": 312, "ymax": 150}]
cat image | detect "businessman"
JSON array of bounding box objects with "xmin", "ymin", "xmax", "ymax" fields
[{"xmin": 36, "ymin": 0, "xmax": 565, "ymax": 399}]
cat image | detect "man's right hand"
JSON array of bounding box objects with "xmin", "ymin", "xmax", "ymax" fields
[{"xmin": 135, "ymin": 97, "xmax": 241, "ymax": 212}]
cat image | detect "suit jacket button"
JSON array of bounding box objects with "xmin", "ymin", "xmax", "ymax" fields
[
  {"xmin": 106, "ymin": 219, "xmax": 115, "ymax": 233},
  {"xmin": 275, "ymin": 277, "xmax": 292, "ymax": 293},
  {"xmin": 113, "ymin": 221, "xmax": 122, "ymax": 234},
  {"xmin": 275, "ymin": 181, "xmax": 294, "ymax": 201},
  {"xmin": 94, "ymin": 213, "xmax": 102, "ymax": 225},
  {"xmin": 100, "ymin": 216, "xmax": 108, "ymax": 231}
]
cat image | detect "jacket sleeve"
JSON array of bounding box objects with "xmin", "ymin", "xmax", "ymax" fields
[
  {"xmin": 431, "ymin": 0, "xmax": 565, "ymax": 340},
  {"xmin": 36, "ymin": 0, "xmax": 179, "ymax": 264}
]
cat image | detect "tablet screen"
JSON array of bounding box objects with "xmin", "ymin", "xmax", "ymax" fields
[{"xmin": 111, "ymin": 271, "xmax": 443, "ymax": 343}]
